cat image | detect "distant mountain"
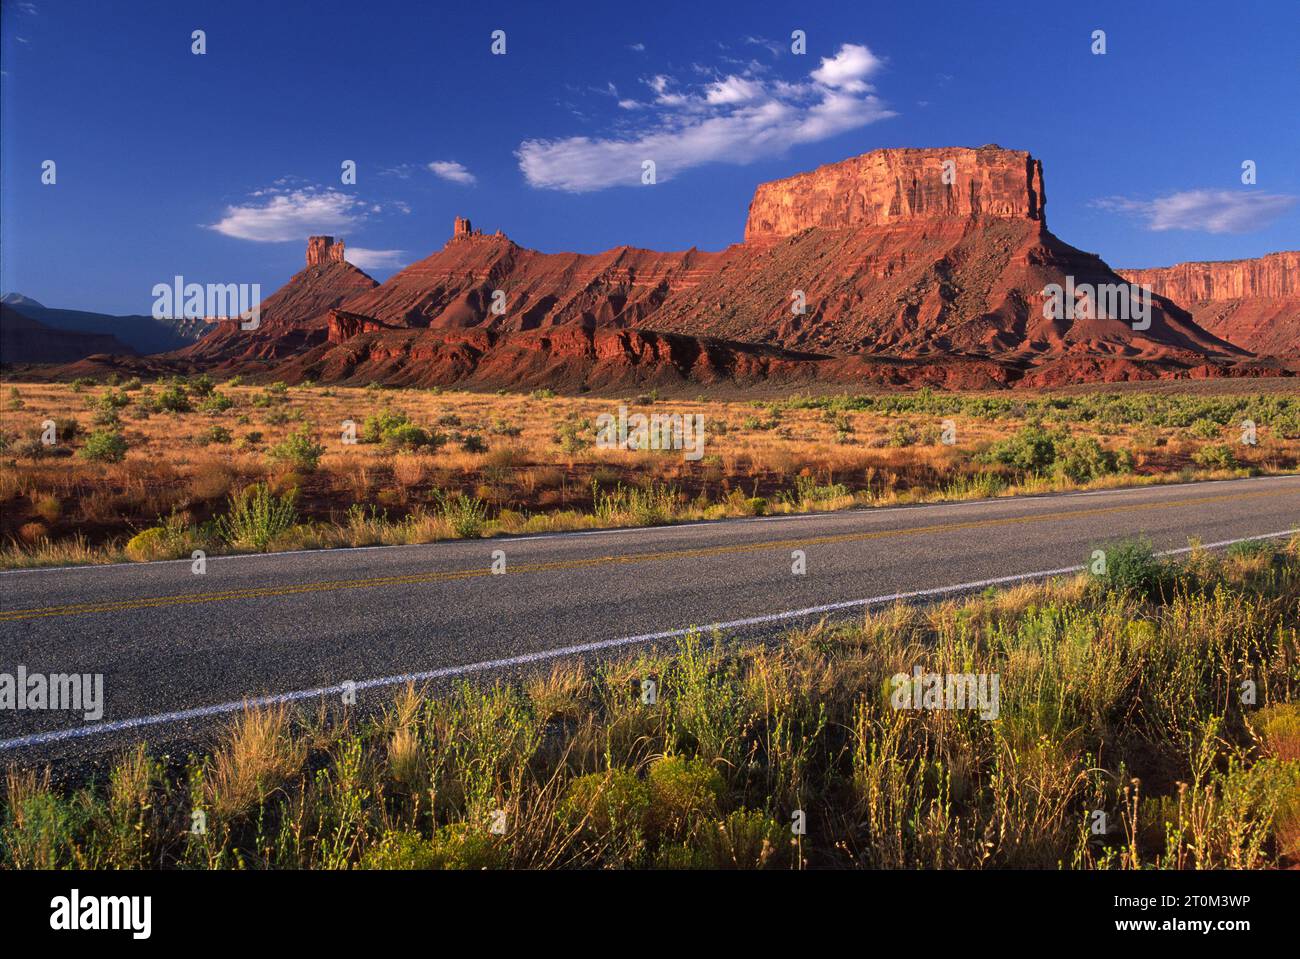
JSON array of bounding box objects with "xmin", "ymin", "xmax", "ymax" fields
[
  {"xmin": 1, "ymin": 304, "xmax": 136, "ymax": 364},
  {"xmin": 1118, "ymin": 252, "xmax": 1300, "ymax": 357},
  {"xmin": 1, "ymin": 293, "xmax": 46, "ymax": 310},
  {"xmin": 0, "ymin": 294, "xmax": 205, "ymax": 355}
]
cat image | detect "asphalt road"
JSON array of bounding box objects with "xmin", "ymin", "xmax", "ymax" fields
[{"xmin": 2, "ymin": 474, "xmax": 1298, "ymax": 765}]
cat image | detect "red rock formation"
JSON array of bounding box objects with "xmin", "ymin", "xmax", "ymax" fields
[
  {"xmin": 1118, "ymin": 252, "xmax": 1300, "ymax": 356},
  {"xmin": 177, "ymin": 237, "xmax": 379, "ymax": 367},
  {"xmin": 74, "ymin": 148, "xmax": 1275, "ymax": 391},
  {"xmin": 306, "ymin": 235, "xmax": 347, "ymax": 268},
  {"xmin": 325, "ymin": 149, "xmax": 1234, "ymax": 372},
  {"xmin": 744, "ymin": 145, "xmax": 1045, "ymax": 243}
]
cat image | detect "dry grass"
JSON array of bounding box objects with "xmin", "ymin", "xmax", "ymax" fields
[
  {"xmin": 2, "ymin": 378, "xmax": 1297, "ymax": 568},
  {"xmin": 206, "ymin": 705, "xmax": 308, "ymax": 819},
  {"xmin": 3, "ymin": 541, "xmax": 1298, "ymax": 870}
]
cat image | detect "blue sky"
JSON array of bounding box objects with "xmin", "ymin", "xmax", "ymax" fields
[{"xmin": 3, "ymin": 0, "xmax": 1297, "ymax": 314}]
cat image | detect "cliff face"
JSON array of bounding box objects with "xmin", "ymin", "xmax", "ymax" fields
[
  {"xmin": 743, "ymin": 145, "xmax": 1045, "ymax": 243},
  {"xmin": 1121, "ymin": 252, "xmax": 1300, "ymax": 303},
  {"xmin": 305, "ymin": 235, "xmax": 347, "ymax": 268},
  {"xmin": 1117, "ymin": 252, "xmax": 1300, "ymax": 356}
]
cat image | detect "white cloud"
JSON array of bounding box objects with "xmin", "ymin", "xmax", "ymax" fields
[
  {"xmin": 809, "ymin": 43, "xmax": 883, "ymax": 93},
  {"xmin": 1094, "ymin": 190, "xmax": 1298, "ymax": 234},
  {"xmin": 428, "ymin": 160, "xmax": 477, "ymax": 185},
  {"xmin": 379, "ymin": 163, "xmax": 418, "ymax": 179},
  {"xmin": 517, "ymin": 43, "xmax": 895, "ymax": 192},
  {"xmin": 705, "ymin": 75, "xmax": 764, "ymax": 105},
  {"xmin": 628, "ymin": 42, "xmax": 645, "ymax": 52},
  {"xmin": 743, "ymin": 36, "xmax": 783, "ymax": 57},
  {"xmin": 345, "ymin": 247, "xmax": 406, "ymax": 270},
  {"xmin": 207, "ymin": 187, "xmax": 369, "ymax": 242}
]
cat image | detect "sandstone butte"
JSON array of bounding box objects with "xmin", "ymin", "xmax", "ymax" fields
[
  {"xmin": 176, "ymin": 235, "xmax": 377, "ymax": 367},
  {"xmin": 53, "ymin": 146, "xmax": 1295, "ymax": 391},
  {"xmin": 1118, "ymin": 251, "xmax": 1300, "ymax": 358}
]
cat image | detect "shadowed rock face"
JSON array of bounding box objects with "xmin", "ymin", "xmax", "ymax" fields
[
  {"xmin": 1118, "ymin": 252, "xmax": 1300, "ymax": 357},
  {"xmin": 1, "ymin": 305, "xmax": 136, "ymax": 364}
]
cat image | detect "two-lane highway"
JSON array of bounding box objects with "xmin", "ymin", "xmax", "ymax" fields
[{"xmin": 2, "ymin": 474, "xmax": 1297, "ymax": 762}]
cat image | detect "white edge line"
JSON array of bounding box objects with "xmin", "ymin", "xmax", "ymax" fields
[
  {"xmin": 3, "ymin": 474, "xmax": 1293, "ymax": 577},
  {"xmin": 2, "ymin": 527, "xmax": 1296, "ymax": 753}
]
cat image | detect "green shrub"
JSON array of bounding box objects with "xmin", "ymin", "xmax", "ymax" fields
[
  {"xmin": 149, "ymin": 383, "xmax": 192, "ymax": 413},
  {"xmin": 435, "ymin": 492, "xmax": 488, "ymax": 538},
  {"xmin": 1226, "ymin": 538, "xmax": 1271, "ymax": 560},
  {"xmin": 97, "ymin": 389, "xmax": 131, "ymax": 411},
  {"xmin": 79, "ymin": 429, "xmax": 128, "ymax": 463},
  {"xmin": 266, "ymin": 426, "xmax": 324, "ymax": 472},
  {"xmin": 200, "ymin": 425, "xmax": 233, "ymax": 446},
  {"xmin": 200, "ymin": 391, "xmax": 234, "ymax": 414},
  {"xmin": 554, "ymin": 419, "xmax": 591, "ymax": 454},
  {"xmin": 1193, "ymin": 444, "xmax": 1238, "ymax": 470},
  {"xmin": 1054, "ymin": 436, "xmax": 1117, "ymax": 483},
  {"xmin": 1090, "ymin": 538, "xmax": 1170, "ymax": 599},
  {"xmin": 887, "ymin": 421, "xmax": 916, "ymax": 448},
  {"xmin": 359, "ymin": 826, "xmax": 505, "ymax": 870},
  {"xmin": 982, "ymin": 424, "xmax": 1057, "ymax": 473},
  {"xmin": 358, "ymin": 409, "xmax": 440, "ymax": 450},
  {"xmin": 647, "ymin": 755, "xmax": 724, "ymax": 839},
  {"xmin": 124, "ymin": 527, "xmax": 168, "ymax": 562},
  {"xmin": 385, "ymin": 423, "xmax": 432, "ymax": 451},
  {"xmin": 92, "ymin": 409, "xmax": 122, "ymax": 429},
  {"xmin": 124, "ymin": 518, "xmax": 202, "ymax": 563},
  {"xmin": 217, "ymin": 483, "xmax": 298, "ymax": 550},
  {"xmin": 655, "ymin": 808, "xmax": 788, "ymax": 869},
  {"xmin": 559, "ymin": 769, "xmax": 651, "ymax": 839}
]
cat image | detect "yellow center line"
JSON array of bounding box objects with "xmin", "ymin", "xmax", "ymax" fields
[{"xmin": 1, "ymin": 488, "xmax": 1295, "ymax": 623}]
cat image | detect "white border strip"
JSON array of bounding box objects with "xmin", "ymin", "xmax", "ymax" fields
[{"xmin": 1, "ymin": 528, "xmax": 1295, "ymax": 752}]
